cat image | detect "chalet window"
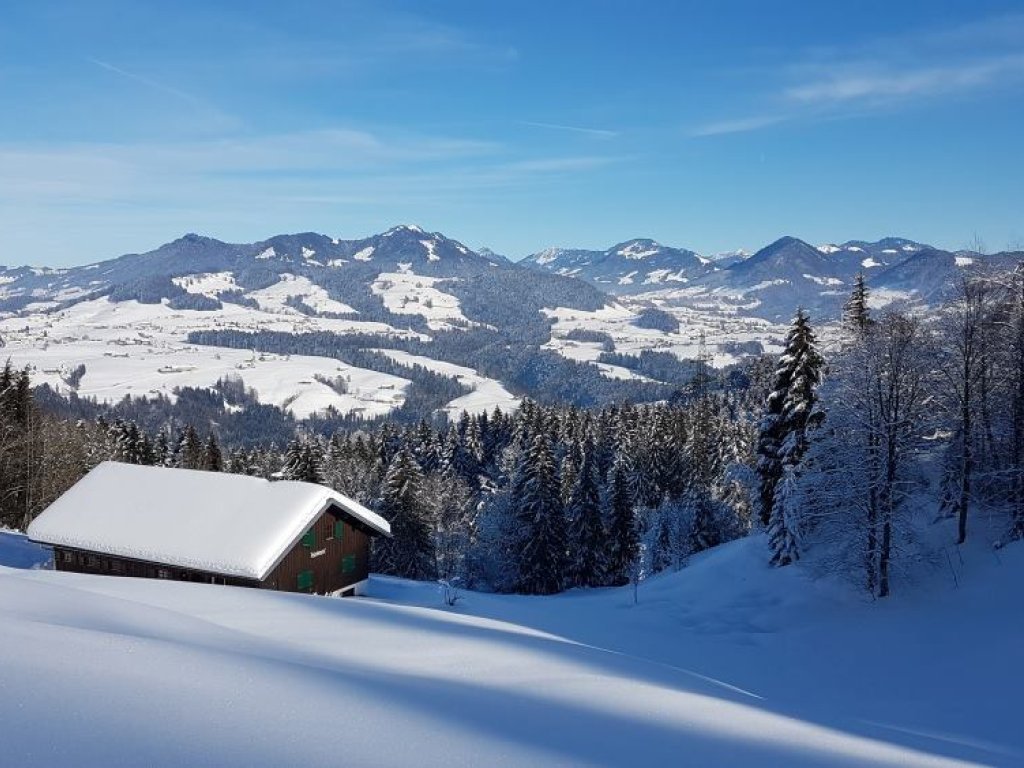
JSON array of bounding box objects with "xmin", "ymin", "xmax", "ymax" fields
[
  {"xmin": 342, "ymin": 555, "xmax": 356, "ymax": 574},
  {"xmin": 157, "ymin": 568, "xmax": 171, "ymax": 579},
  {"xmin": 333, "ymin": 520, "xmax": 345, "ymax": 541},
  {"xmin": 87, "ymin": 555, "xmax": 100, "ymax": 568},
  {"xmin": 302, "ymin": 529, "xmax": 316, "ymax": 548},
  {"xmin": 62, "ymin": 551, "xmax": 73, "ymax": 564},
  {"xmin": 297, "ymin": 570, "xmax": 314, "ymax": 592}
]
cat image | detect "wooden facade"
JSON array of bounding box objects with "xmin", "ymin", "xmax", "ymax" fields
[{"xmin": 52, "ymin": 502, "xmax": 373, "ymax": 596}]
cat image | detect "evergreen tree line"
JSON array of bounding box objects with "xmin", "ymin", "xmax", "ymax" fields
[{"xmin": 1, "ymin": 358, "xmax": 762, "ymax": 595}]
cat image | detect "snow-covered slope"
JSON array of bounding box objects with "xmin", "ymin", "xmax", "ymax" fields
[
  {"xmin": 1, "ymin": 530, "xmax": 1019, "ymax": 766},
  {"xmin": 0, "ymin": 297, "xmax": 414, "ymax": 419}
]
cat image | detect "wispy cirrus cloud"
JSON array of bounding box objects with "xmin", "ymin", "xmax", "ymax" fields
[
  {"xmin": 689, "ymin": 114, "xmax": 786, "ymax": 137},
  {"xmin": 88, "ymin": 57, "xmax": 206, "ymax": 107},
  {"xmin": 692, "ymin": 13, "xmax": 1024, "ymax": 137},
  {"xmin": 784, "ymin": 53, "xmax": 1024, "ymax": 105},
  {"xmin": 521, "ymin": 121, "xmax": 619, "ymax": 139}
]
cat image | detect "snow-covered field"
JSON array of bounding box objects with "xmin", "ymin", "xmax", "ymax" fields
[
  {"xmin": 371, "ymin": 270, "xmax": 476, "ymax": 331},
  {"xmin": 374, "ymin": 349, "xmax": 521, "ymax": 417},
  {"xmin": 543, "ymin": 301, "xmax": 787, "ymax": 371},
  {"xmin": 1, "ymin": 529, "xmax": 1019, "ymax": 766},
  {"xmin": 0, "ymin": 297, "xmax": 414, "ymax": 419}
]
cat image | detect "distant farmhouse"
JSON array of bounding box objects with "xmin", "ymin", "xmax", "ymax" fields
[{"xmin": 27, "ymin": 462, "xmax": 391, "ymax": 596}]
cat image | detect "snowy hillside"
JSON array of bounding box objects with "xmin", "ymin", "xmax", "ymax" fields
[
  {"xmin": 0, "ymin": 296, "xmax": 416, "ymax": 419},
  {"xmin": 0, "ymin": 530, "xmax": 1020, "ymax": 766}
]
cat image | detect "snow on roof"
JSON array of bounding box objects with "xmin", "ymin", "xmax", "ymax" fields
[{"xmin": 27, "ymin": 462, "xmax": 390, "ymax": 580}]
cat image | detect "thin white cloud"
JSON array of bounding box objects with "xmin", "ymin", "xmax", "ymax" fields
[
  {"xmin": 88, "ymin": 57, "xmax": 205, "ymax": 107},
  {"xmin": 692, "ymin": 13, "xmax": 1024, "ymax": 137},
  {"xmin": 690, "ymin": 115, "xmax": 786, "ymax": 137},
  {"xmin": 521, "ymin": 121, "xmax": 619, "ymax": 139},
  {"xmin": 785, "ymin": 54, "xmax": 1024, "ymax": 105}
]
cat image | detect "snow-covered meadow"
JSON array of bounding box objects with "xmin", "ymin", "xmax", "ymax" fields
[
  {"xmin": 0, "ymin": 297, "xmax": 415, "ymax": 419},
  {"xmin": 0, "ymin": 529, "xmax": 1019, "ymax": 767}
]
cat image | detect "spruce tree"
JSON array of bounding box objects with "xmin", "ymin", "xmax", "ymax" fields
[
  {"xmin": 759, "ymin": 310, "xmax": 825, "ymax": 565},
  {"xmin": 177, "ymin": 425, "xmax": 204, "ymax": 469},
  {"xmin": 203, "ymin": 433, "xmax": 223, "ymax": 472},
  {"xmin": 566, "ymin": 441, "xmax": 605, "ymax": 587},
  {"xmin": 757, "ymin": 310, "xmax": 822, "ymax": 526},
  {"xmin": 603, "ymin": 451, "xmax": 638, "ymax": 586},
  {"xmin": 375, "ymin": 445, "xmax": 434, "ymax": 580},
  {"xmin": 842, "ymin": 273, "xmax": 871, "ymax": 335},
  {"xmin": 512, "ymin": 432, "xmax": 567, "ymax": 594}
]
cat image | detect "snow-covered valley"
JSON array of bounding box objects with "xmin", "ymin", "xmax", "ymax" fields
[{"xmin": 0, "ymin": 529, "xmax": 1019, "ymax": 767}]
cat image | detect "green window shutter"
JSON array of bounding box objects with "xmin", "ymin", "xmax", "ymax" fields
[
  {"xmin": 342, "ymin": 555, "xmax": 356, "ymax": 574},
  {"xmin": 334, "ymin": 520, "xmax": 345, "ymax": 541},
  {"xmin": 297, "ymin": 570, "xmax": 314, "ymax": 591},
  {"xmin": 302, "ymin": 529, "xmax": 316, "ymax": 548}
]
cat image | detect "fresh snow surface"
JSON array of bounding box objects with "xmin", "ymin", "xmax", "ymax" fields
[
  {"xmin": 643, "ymin": 268, "xmax": 688, "ymax": 284},
  {"xmin": 173, "ymin": 271, "xmax": 240, "ymax": 297},
  {"xmin": 419, "ymin": 239, "xmax": 440, "ymax": 261},
  {"xmin": 371, "ymin": 271, "xmax": 473, "ymax": 331},
  {"xmin": 618, "ymin": 242, "xmax": 661, "ymax": 259},
  {"xmin": 373, "ymin": 349, "xmax": 520, "ymax": 417},
  {"xmin": 352, "ymin": 246, "xmax": 375, "ymax": 262},
  {"xmin": 27, "ymin": 462, "xmax": 389, "ymax": 579},
  {"xmin": 0, "ymin": 297, "xmax": 413, "ymax": 419},
  {"xmin": 1, "ymin": 530, "xmax": 1020, "ymax": 766},
  {"xmin": 542, "ymin": 302, "xmax": 783, "ymax": 371},
  {"xmin": 248, "ymin": 273, "xmax": 356, "ymax": 315},
  {"xmin": 862, "ymin": 257, "xmax": 882, "ymax": 268},
  {"xmin": 956, "ymin": 256, "xmax": 975, "ymax": 267},
  {"xmin": 803, "ymin": 274, "xmax": 844, "ymax": 287},
  {"xmin": 817, "ymin": 244, "xmax": 841, "ymax": 254},
  {"xmin": 255, "ymin": 246, "xmax": 276, "ymax": 260},
  {"xmin": 533, "ymin": 248, "xmax": 561, "ymax": 265}
]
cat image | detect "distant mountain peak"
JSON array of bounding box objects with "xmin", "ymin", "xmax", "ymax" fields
[
  {"xmin": 383, "ymin": 224, "xmax": 427, "ymax": 237},
  {"xmin": 613, "ymin": 239, "xmax": 664, "ymax": 259}
]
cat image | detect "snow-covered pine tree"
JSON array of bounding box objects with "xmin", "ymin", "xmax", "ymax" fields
[
  {"xmin": 281, "ymin": 436, "xmax": 325, "ymax": 483},
  {"xmin": 374, "ymin": 445, "xmax": 434, "ymax": 580},
  {"xmin": 842, "ymin": 273, "xmax": 871, "ymax": 335},
  {"xmin": 177, "ymin": 425, "xmax": 204, "ymax": 470},
  {"xmin": 767, "ymin": 465, "xmax": 800, "ymax": 566},
  {"xmin": 565, "ymin": 439, "xmax": 605, "ymax": 587},
  {"xmin": 757, "ymin": 310, "xmax": 824, "ymax": 540},
  {"xmin": 512, "ymin": 432, "xmax": 567, "ymax": 595},
  {"xmin": 603, "ymin": 450, "xmax": 638, "ymax": 586},
  {"xmin": 203, "ymin": 433, "xmax": 223, "ymax": 472},
  {"xmin": 764, "ymin": 310, "xmax": 825, "ymax": 565}
]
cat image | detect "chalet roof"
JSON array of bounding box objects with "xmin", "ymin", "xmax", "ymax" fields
[{"xmin": 27, "ymin": 461, "xmax": 390, "ymax": 580}]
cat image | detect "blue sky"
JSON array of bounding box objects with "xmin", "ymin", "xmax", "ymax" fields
[{"xmin": 2, "ymin": 0, "xmax": 1023, "ymax": 266}]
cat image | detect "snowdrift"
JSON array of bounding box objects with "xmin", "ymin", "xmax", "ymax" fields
[{"xmin": 0, "ymin": 531, "xmax": 1020, "ymax": 767}]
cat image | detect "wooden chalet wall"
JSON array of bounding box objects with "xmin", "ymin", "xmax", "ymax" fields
[
  {"xmin": 262, "ymin": 504, "xmax": 371, "ymax": 594},
  {"xmin": 51, "ymin": 502, "xmax": 373, "ymax": 595},
  {"xmin": 53, "ymin": 548, "xmax": 257, "ymax": 587}
]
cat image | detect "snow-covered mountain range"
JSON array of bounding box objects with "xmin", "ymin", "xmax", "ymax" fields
[
  {"xmin": 524, "ymin": 234, "xmax": 1024, "ymax": 320},
  {"xmin": 1, "ymin": 225, "xmax": 1020, "ymax": 425}
]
